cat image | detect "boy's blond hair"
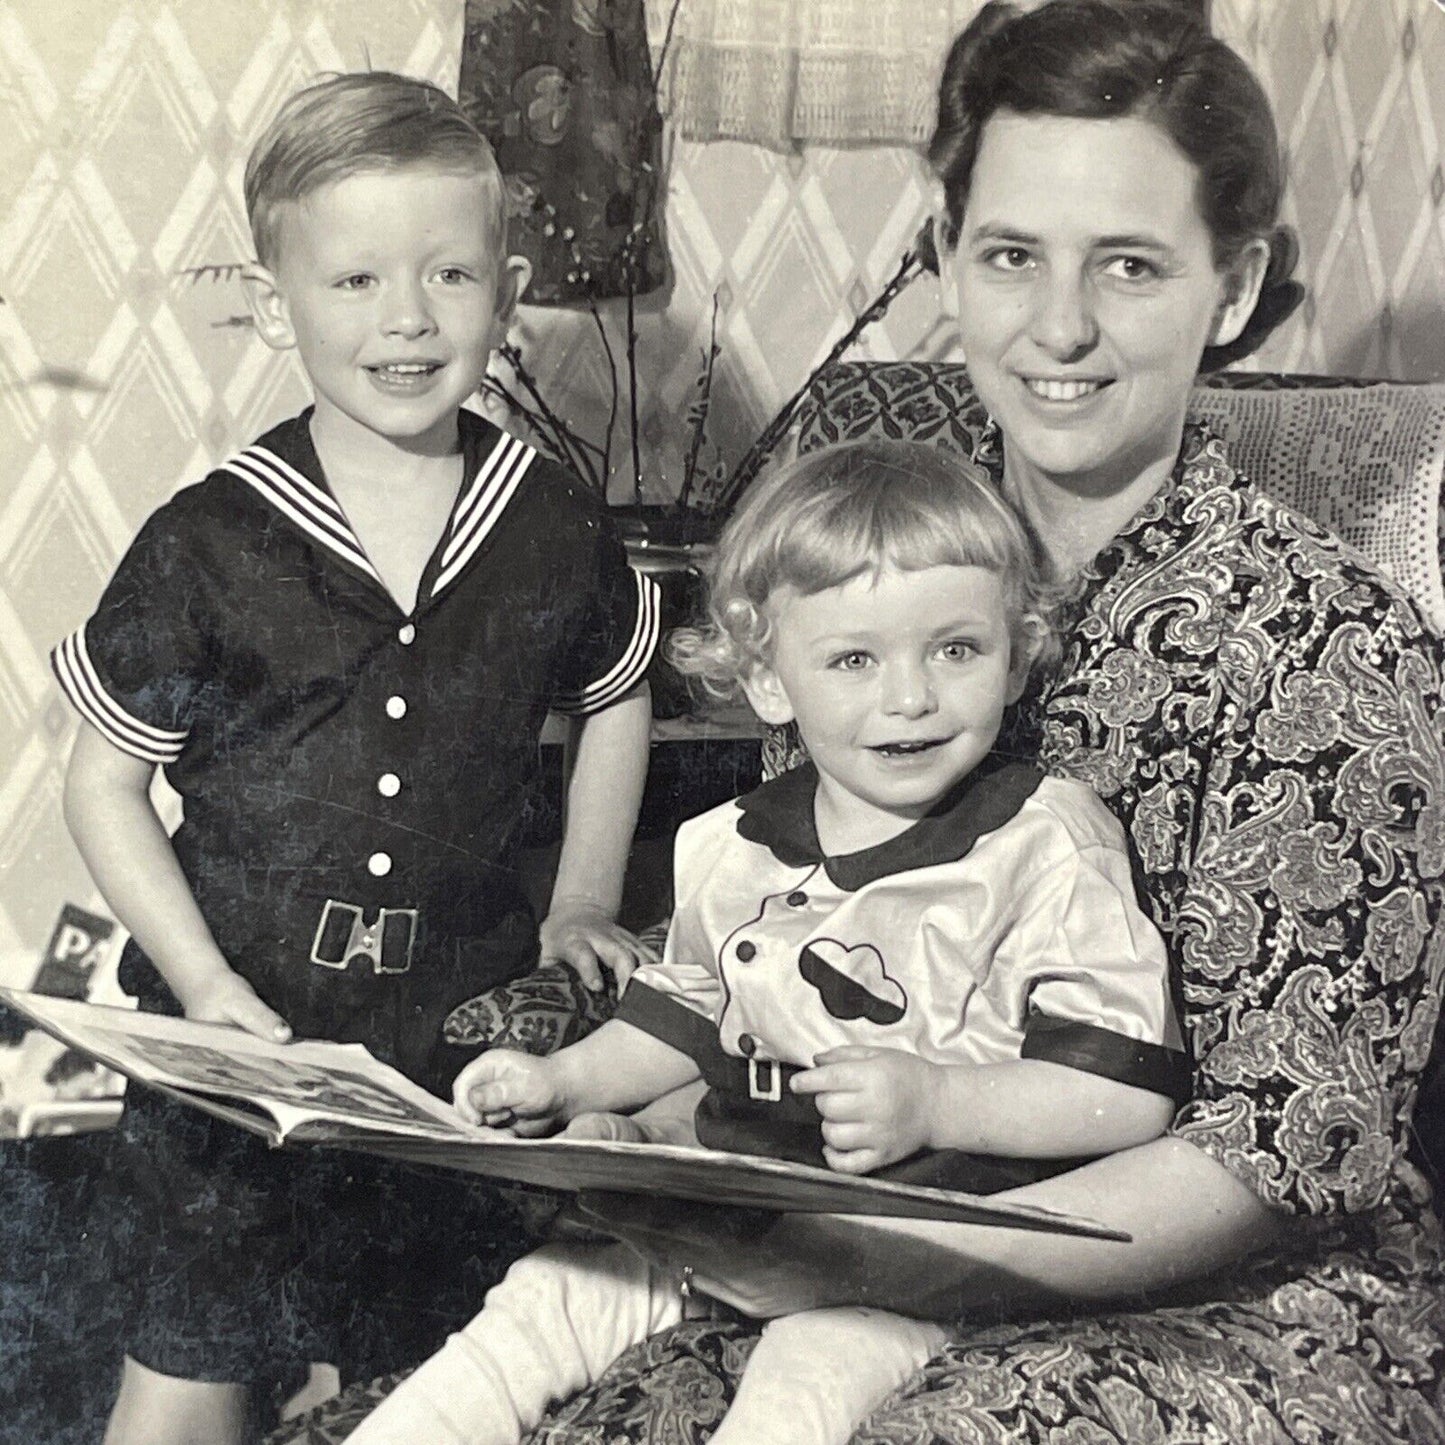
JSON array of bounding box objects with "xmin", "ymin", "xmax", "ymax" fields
[
  {"xmin": 669, "ymin": 438, "xmax": 1058, "ymax": 699},
  {"xmin": 244, "ymin": 71, "xmax": 505, "ymax": 269}
]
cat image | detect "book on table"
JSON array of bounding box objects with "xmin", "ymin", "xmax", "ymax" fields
[{"xmin": 0, "ymin": 985, "xmax": 1127, "ymax": 1238}]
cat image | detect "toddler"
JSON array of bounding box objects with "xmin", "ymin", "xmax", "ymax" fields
[{"xmin": 350, "ymin": 438, "xmax": 1189, "ymax": 1445}]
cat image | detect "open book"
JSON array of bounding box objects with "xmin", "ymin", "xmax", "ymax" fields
[{"xmin": 0, "ymin": 986, "xmax": 1126, "ymax": 1238}]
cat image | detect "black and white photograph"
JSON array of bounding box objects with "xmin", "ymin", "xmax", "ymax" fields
[{"xmin": 1, "ymin": 1, "xmax": 1443, "ymax": 1442}]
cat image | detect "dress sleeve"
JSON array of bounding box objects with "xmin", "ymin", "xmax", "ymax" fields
[
  {"xmin": 1168, "ymin": 599, "xmax": 1445, "ymax": 1217},
  {"xmin": 49, "ymin": 505, "xmax": 205, "ymax": 764},
  {"xmin": 550, "ymin": 503, "xmax": 660, "ymax": 716},
  {"xmin": 615, "ymin": 810, "xmax": 727, "ymax": 1059},
  {"xmin": 986, "ymin": 810, "xmax": 1191, "ymax": 1105}
]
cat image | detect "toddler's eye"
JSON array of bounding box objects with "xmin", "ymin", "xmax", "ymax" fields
[
  {"xmin": 937, "ymin": 640, "xmax": 976, "ymax": 662},
  {"xmin": 336, "ymin": 273, "xmax": 374, "ymax": 291},
  {"xmin": 830, "ymin": 651, "xmax": 872, "ymax": 672},
  {"xmin": 436, "ymin": 267, "xmax": 473, "ymax": 285}
]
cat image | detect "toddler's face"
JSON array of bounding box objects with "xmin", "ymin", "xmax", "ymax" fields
[
  {"xmin": 246, "ymin": 165, "xmax": 523, "ymax": 456},
  {"xmin": 743, "ymin": 564, "xmax": 1029, "ymax": 852}
]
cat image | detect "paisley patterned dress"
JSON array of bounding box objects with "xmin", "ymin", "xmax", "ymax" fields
[
  {"xmin": 517, "ymin": 425, "xmax": 1445, "ymax": 1443},
  {"xmin": 272, "ymin": 426, "xmax": 1445, "ymax": 1444}
]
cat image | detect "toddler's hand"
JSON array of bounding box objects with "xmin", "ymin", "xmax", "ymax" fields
[
  {"xmin": 453, "ymin": 1048, "xmax": 568, "ymax": 1135},
  {"xmin": 181, "ymin": 970, "xmax": 292, "ymax": 1043},
  {"xmin": 538, "ymin": 899, "xmax": 659, "ymax": 993},
  {"xmin": 563, "ymin": 1111, "xmax": 649, "ymax": 1143},
  {"xmin": 791, "ymin": 1045, "xmax": 939, "ymax": 1175}
]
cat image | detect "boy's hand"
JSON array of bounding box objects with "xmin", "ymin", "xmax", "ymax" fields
[
  {"xmin": 453, "ymin": 1048, "xmax": 569, "ymax": 1135},
  {"xmin": 538, "ymin": 899, "xmax": 659, "ymax": 993},
  {"xmin": 791, "ymin": 1046, "xmax": 940, "ymax": 1175},
  {"xmin": 180, "ymin": 969, "xmax": 292, "ymax": 1043}
]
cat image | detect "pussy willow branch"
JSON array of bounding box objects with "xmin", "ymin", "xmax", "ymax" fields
[{"xmin": 677, "ymin": 290, "xmax": 721, "ymax": 513}]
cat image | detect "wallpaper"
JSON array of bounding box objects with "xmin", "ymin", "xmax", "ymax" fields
[{"xmin": 0, "ymin": 0, "xmax": 1441, "ymax": 993}]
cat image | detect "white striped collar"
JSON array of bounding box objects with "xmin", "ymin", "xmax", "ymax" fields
[
  {"xmin": 433, "ymin": 429, "xmax": 535, "ymax": 598},
  {"xmin": 220, "ymin": 413, "xmax": 536, "ymax": 604}
]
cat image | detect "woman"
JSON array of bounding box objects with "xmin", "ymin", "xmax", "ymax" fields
[{"xmin": 483, "ymin": 2, "xmax": 1445, "ymax": 1441}]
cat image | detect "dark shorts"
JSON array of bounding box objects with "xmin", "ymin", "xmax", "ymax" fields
[{"xmin": 104, "ymin": 1090, "xmax": 534, "ymax": 1387}]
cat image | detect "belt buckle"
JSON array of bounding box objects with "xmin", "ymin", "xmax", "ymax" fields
[
  {"xmin": 310, "ymin": 900, "xmax": 417, "ymax": 975},
  {"xmin": 747, "ymin": 1057, "xmax": 782, "ymax": 1103},
  {"xmin": 374, "ymin": 908, "xmax": 418, "ymax": 975}
]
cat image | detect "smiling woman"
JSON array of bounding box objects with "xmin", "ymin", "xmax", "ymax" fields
[{"xmin": 457, "ymin": 3, "xmax": 1445, "ymax": 1442}]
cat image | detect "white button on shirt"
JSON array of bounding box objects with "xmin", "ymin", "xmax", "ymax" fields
[
  {"xmin": 377, "ymin": 773, "xmax": 401, "ymax": 798},
  {"xmin": 367, "ymin": 852, "xmax": 393, "ymax": 877},
  {"xmin": 398, "ymin": 624, "xmax": 416, "ymax": 645},
  {"xmin": 386, "ymin": 696, "xmax": 407, "ymax": 720}
]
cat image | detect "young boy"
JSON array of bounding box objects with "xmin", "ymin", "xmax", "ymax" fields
[
  {"xmin": 52, "ymin": 72, "xmax": 659, "ymax": 1445},
  {"xmin": 349, "ymin": 440, "xmax": 1191, "ymax": 1445}
]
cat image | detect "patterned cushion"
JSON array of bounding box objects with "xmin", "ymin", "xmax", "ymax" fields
[{"xmin": 797, "ymin": 362, "xmax": 1445, "ymax": 631}]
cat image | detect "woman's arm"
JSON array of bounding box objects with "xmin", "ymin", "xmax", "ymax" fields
[
  {"xmin": 62, "ymin": 722, "xmax": 290, "ymax": 1038},
  {"xmin": 579, "ymin": 1132, "xmax": 1285, "ymax": 1321}
]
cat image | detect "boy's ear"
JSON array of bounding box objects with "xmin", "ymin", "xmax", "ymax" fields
[
  {"xmin": 739, "ymin": 662, "xmax": 796, "ymax": 728},
  {"xmin": 490, "ymin": 256, "xmax": 532, "ymax": 348},
  {"xmin": 241, "ymin": 264, "xmax": 297, "ymax": 353}
]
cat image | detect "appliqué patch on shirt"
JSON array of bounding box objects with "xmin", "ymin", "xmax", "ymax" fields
[{"xmin": 799, "ymin": 939, "xmax": 907, "ymax": 1025}]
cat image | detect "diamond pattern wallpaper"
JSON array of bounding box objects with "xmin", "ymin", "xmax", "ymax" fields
[{"xmin": 0, "ymin": 0, "xmax": 1442, "ymax": 1062}]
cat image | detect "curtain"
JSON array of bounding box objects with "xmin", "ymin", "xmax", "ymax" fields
[{"xmin": 646, "ymin": 0, "xmax": 990, "ymax": 149}]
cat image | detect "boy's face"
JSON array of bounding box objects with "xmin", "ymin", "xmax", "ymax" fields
[
  {"xmin": 742, "ymin": 564, "xmax": 1030, "ymax": 851},
  {"xmin": 243, "ymin": 166, "xmax": 527, "ymax": 457}
]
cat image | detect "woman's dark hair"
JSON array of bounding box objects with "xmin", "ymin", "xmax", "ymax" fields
[{"xmin": 928, "ymin": 0, "xmax": 1303, "ymax": 368}]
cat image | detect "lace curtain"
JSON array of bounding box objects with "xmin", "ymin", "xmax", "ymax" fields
[{"xmin": 646, "ymin": 0, "xmax": 990, "ymax": 148}]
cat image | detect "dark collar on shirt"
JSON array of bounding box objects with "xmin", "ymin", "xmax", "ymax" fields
[{"xmin": 735, "ymin": 754, "xmax": 1045, "ymax": 891}]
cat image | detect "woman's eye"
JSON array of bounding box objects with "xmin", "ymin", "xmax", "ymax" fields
[
  {"xmin": 830, "ymin": 651, "xmax": 873, "ymax": 672},
  {"xmin": 937, "ymin": 640, "xmax": 976, "ymax": 662},
  {"xmin": 1102, "ymin": 254, "xmax": 1158, "ymax": 282}
]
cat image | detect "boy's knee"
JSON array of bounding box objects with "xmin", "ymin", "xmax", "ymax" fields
[{"xmin": 104, "ymin": 1357, "xmax": 251, "ymax": 1445}]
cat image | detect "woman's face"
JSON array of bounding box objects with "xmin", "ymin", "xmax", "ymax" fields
[{"xmin": 941, "ymin": 110, "xmax": 1265, "ymax": 498}]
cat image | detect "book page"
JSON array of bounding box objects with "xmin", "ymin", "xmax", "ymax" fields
[{"xmin": 0, "ymin": 988, "xmax": 469, "ymax": 1143}]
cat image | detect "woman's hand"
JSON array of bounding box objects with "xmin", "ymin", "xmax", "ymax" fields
[
  {"xmin": 538, "ymin": 899, "xmax": 659, "ymax": 992},
  {"xmin": 180, "ymin": 967, "xmax": 292, "ymax": 1043},
  {"xmin": 453, "ymin": 1047, "xmax": 569, "ymax": 1134},
  {"xmin": 791, "ymin": 1045, "xmax": 939, "ymax": 1174}
]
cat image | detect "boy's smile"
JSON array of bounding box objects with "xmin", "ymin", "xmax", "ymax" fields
[
  {"xmin": 244, "ymin": 167, "xmax": 524, "ymax": 459},
  {"xmin": 743, "ymin": 564, "xmax": 1030, "ymax": 855}
]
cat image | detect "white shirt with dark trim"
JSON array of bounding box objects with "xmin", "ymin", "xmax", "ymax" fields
[
  {"xmin": 51, "ymin": 407, "xmax": 659, "ymax": 1000},
  {"xmin": 618, "ymin": 758, "xmax": 1190, "ymax": 1103}
]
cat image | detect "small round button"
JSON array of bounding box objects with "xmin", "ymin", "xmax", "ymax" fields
[
  {"xmin": 377, "ymin": 773, "xmax": 401, "ymax": 798},
  {"xmin": 398, "ymin": 624, "xmax": 416, "ymax": 645},
  {"xmin": 367, "ymin": 852, "xmax": 393, "ymax": 877},
  {"xmin": 737, "ymin": 1032, "xmax": 757, "ymax": 1057},
  {"xmin": 385, "ymin": 696, "xmax": 407, "ymax": 720},
  {"xmin": 735, "ymin": 940, "xmax": 756, "ymax": 962},
  {"xmin": 786, "ymin": 891, "xmax": 808, "ymax": 907}
]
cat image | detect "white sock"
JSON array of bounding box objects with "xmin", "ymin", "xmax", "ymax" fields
[
  {"xmin": 346, "ymin": 1240, "xmax": 683, "ymax": 1445},
  {"xmin": 709, "ymin": 1306, "xmax": 949, "ymax": 1445}
]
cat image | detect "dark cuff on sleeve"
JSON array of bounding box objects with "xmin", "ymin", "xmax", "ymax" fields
[
  {"xmin": 615, "ymin": 979, "xmax": 717, "ymax": 1063},
  {"xmin": 1022, "ymin": 1012, "xmax": 1192, "ymax": 1106}
]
